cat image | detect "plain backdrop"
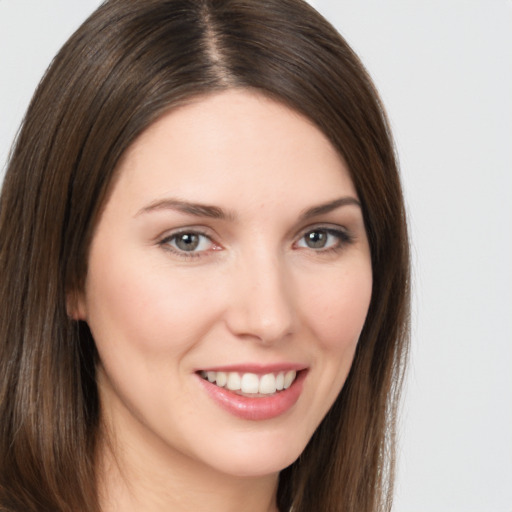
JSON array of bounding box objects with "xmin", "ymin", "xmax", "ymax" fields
[{"xmin": 1, "ymin": 2, "xmax": 511, "ymax": 511}]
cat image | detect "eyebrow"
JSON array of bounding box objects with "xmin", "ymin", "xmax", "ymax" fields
[
  {"xmin": 136, "ymin": 198, "xmax": 235, "ymax": 220},
  {"xmin": 136, "ymin": 196, "xmax": 360, "ymax": 221},
  {"xmin": 299, "ymin": 196, "xmax": 361, "ymax": 220}
]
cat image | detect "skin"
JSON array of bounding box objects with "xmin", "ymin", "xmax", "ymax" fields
[{"xmin": 74, "ymin": 90, "xmax": 373, "ymax": 512}]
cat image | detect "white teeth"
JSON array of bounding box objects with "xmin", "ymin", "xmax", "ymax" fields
[
  {"xmin": 275, "ymin": 372, "xmax": 285, "ymax": 391},
  {"xmin": 283, "ymin": 370, "xmax": 296, "ymax": 389},
  {"xmin": 241, "ymin": 373, "xmax": 259, "ymax": 393},
  {"xmin": 259, "ymin": 373, "xmax": 276, "ymax": 394},
  {"xmin": 216, "ymin": 371, "xmax": 227, "ymax": 387},
  {"xmin": 226, "ymin": 372, "xmax": 241, "ymax": 391},
  {"xmin": 201, "ymin": 369, "xmax": 299, "ymax": 395}
]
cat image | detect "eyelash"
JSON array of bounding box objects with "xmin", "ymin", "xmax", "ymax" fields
[
  {"xmin": 158, "ymin": 225, "xmax": 354, "ymax": 260},
  {"xmin": 159, "ymin": 229, "xmax": 216, "ymax": 259},
  {"xmin": 294, "ymin": 226, "xmax": 354, "ymax": 253}
]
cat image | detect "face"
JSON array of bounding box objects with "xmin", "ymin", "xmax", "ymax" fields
[{"xmin": 76, "ymin": 90, "xmax": 372, "ymax": 479}]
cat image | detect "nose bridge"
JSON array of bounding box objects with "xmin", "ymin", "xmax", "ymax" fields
[{"xmin": 226, "ymin": 244, "xmax": 295, "ymax": 344}]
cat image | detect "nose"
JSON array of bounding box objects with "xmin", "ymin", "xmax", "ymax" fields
[{"xmin": 224, "ymin": 252, "xmax": 296, "ymax": 345}]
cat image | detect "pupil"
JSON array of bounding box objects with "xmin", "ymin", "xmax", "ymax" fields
[
  {"xmin": 306, "ymin": 230, "xmax": 327, "ymax": 248},
  {"xmin": 176, "ymin": 233, "xmax": 199, "ymax": 251}
]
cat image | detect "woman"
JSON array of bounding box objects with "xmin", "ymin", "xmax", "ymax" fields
[{"xmin": 0, "ymin": 1, "xmax": 409, "ymax": 511}]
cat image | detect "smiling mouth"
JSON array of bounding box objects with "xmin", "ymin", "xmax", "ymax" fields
[{"xmin": 199, "ymin": 370, "xmax": 298, "ymax": 396}]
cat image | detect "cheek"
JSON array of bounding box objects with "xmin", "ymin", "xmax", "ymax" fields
[
  {"xmin": 300, "ymin": 263, "xmax": 373, "ymax": 353},
  {"xmin": 287, "ymin": 260, "xmax": 372, "ymax": 442},
  {"xmin": 83, "ymin": 243, "xmax": 222, "ymax": 360}
]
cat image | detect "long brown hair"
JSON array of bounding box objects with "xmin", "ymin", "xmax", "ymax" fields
[{"xmin": 0, "ymin": 1, "xmax": 409, "ymax": 511}]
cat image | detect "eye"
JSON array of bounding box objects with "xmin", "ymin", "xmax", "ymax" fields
[
  {"xmin": 161, "ymin": 231, "xmax": 216, "ymax": 254},
  {"xmin": 296, "ymin": 228, "xmax": 351, "ymax": 251}
]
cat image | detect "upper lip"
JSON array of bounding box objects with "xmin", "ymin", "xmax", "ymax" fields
[{"xmin": 195, "ymin": 363, "xmax": 308, "ymax": 374}]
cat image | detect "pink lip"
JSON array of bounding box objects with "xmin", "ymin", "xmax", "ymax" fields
[
  {"xmin": 198, "ymin": 363, "xmax": 307, "ymax": 374},
  {"xmin": 197, "ymin": 369, "xmax": 308, "ymax": 421}
]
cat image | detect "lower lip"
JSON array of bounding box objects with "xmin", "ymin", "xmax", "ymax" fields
[{"xmin": 197, "ymin": 370, "xmax": 307, "ymax": 421}]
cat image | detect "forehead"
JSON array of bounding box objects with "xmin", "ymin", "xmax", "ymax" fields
[{"xmin": 112, "ymin": 89, "xmax": 357, "ymax": 212}]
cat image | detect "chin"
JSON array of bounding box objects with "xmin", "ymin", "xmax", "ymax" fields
[{"xmin": 191, "ymin": 425, "xmax": 310, "ymax": 479}]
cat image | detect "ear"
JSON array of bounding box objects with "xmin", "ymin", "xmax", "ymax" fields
[{"xmin": 66, "ymin": 289, "xmax": 87, "ymax": 321}]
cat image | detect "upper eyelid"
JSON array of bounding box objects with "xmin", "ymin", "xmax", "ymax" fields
[
  {"xmin": 162, "ymin": 230, "xmax": 212, "ymax": 242},
  {"xmin": 158, "ymin": 226, "xmax": 217, "ymax": 242},
  {"xmin": 294, "ymin": 222, "xmax": 350, "ymax": 238}
]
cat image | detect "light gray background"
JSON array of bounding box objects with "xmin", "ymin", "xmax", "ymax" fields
[{"xmin": 1, "ymin": 1, "xmax": 511, "ymax": 511}]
